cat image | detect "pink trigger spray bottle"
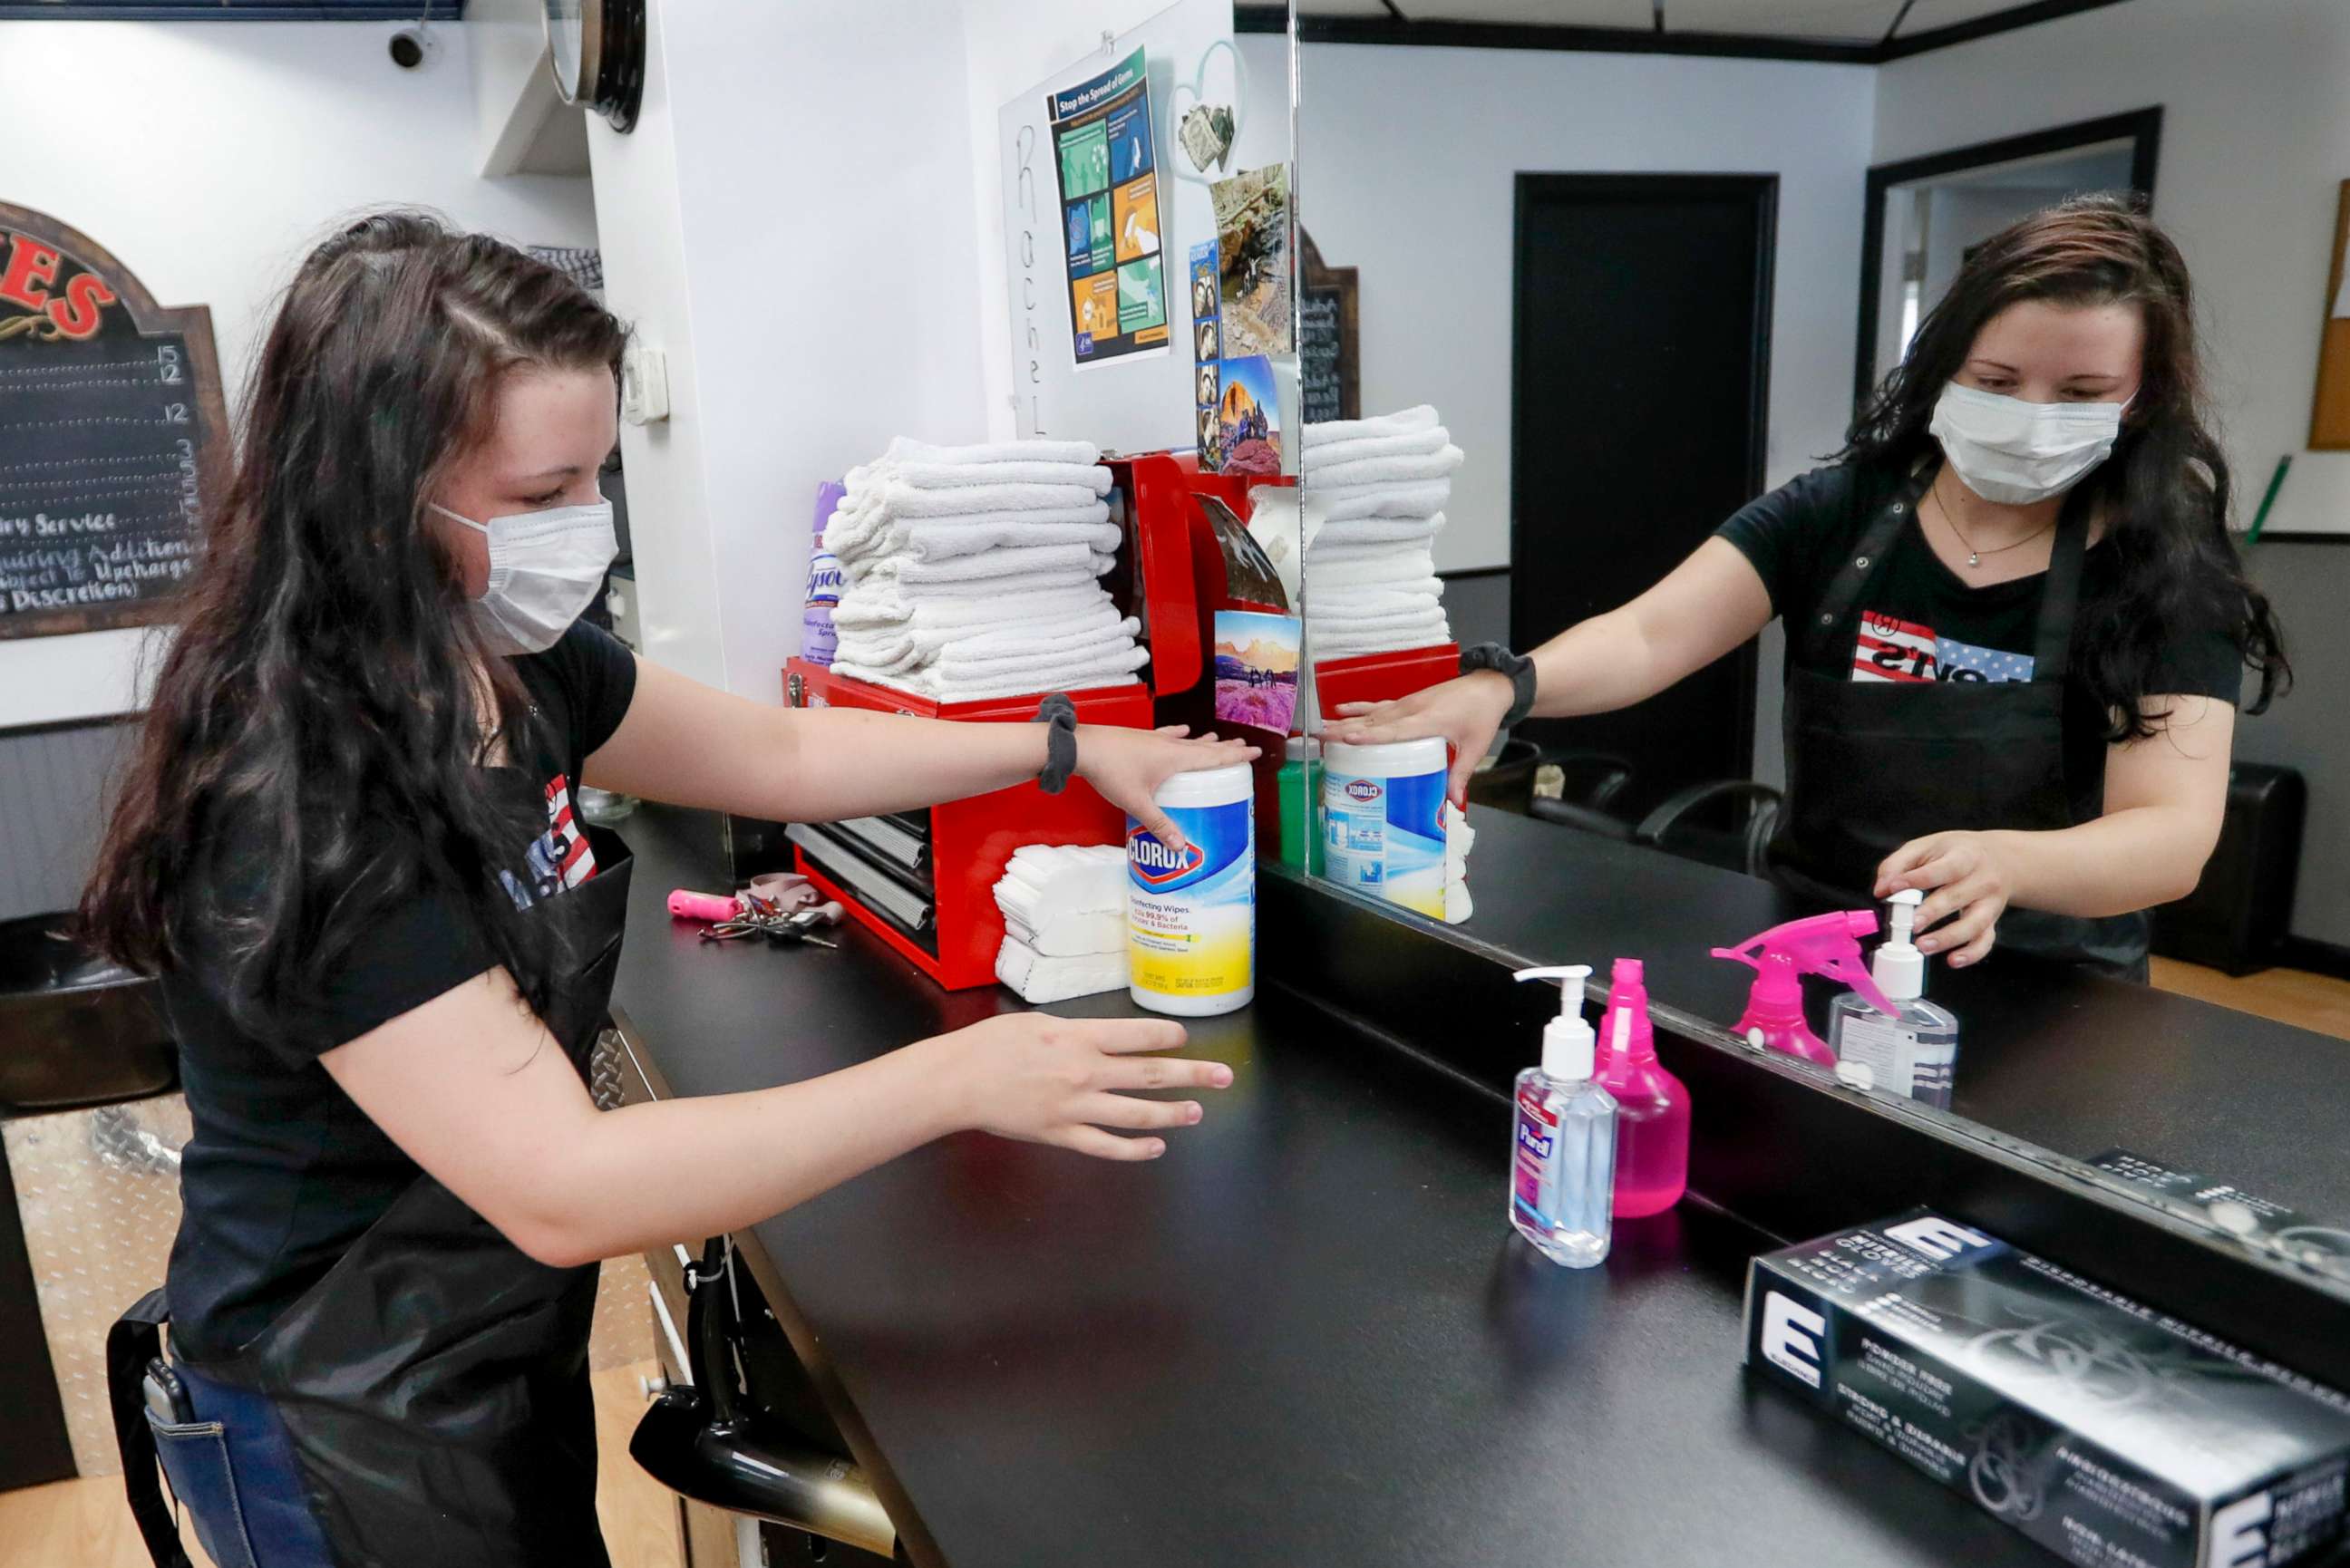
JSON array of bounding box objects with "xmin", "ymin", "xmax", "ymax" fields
[
  {"xmin": 1711, "ymin": 912, "xmax": 1899, "ymax": 1069},
  {"xmin": 1596, "ymin": 959, "xmax": 1689, "ymax": 1217}
]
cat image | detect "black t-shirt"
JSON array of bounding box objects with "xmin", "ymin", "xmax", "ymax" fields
[
  {"xmin": 1717, "ymin": 463, "xmax": 2244, "ymax": 812},
  {"xmin": 160, "ymin": 621, "xmax": 637, "ymax": 1363}
]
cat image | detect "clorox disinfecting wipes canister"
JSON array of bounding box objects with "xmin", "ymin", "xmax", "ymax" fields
[{"xmin": 1127, "ymin": 762, "xmax": 1255, "ymax": 1017}]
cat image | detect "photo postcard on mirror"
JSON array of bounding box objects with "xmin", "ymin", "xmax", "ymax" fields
[
  {"xmin": 1211, "ymin": 163, "xmax": 1294, "ymax": 359},
  {"xmin": 1215, "ymin": 353, "xmax": 1280, "ymax": 477}
]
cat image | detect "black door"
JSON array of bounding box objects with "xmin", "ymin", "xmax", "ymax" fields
[{"xmin": 1510, "ymin": 172, "xmax": 1776, "ymax": 818}]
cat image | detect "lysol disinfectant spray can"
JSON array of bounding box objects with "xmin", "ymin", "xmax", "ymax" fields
[
  {"xmin": 1127, "ymin": 762, "xmax": 1255, "ymax": 1017},
  {"xmin": 801, "ymin": 480, "xmax": 846, "ymax": 667}
]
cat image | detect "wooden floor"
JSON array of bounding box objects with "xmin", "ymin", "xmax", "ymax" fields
[
  {"xmin": 2150, "ymin": 958, "xmax": 2350, "ymax": 1040},
  {"xmin": 0, "ymin": 1360, "xmax": 685, "ymax": 1568},
  {"xmin": 592, "ymin": 1358, "xmax": 689, "ymax": 1568}
]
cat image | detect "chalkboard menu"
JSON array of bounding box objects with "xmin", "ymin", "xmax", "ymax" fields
[
  {"xmin": 0, "ymin": 203, "xmax": 227, "ymax": 640},
  {"xmin": 1300, "ymin": 290, "xmax": 1343, "ymax": 424},
  {"xmin": 1298, "ymin": 228, "xmax": 1359, "ymax": 426}
]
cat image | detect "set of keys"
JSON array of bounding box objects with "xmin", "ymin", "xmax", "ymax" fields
[
  {"xmin": 669, "ymin": 877, "xmax": 847, "ymax": 950},
  {"xmin": 700, "ymin": 894, "xmax": 846, "ymax": 948}
]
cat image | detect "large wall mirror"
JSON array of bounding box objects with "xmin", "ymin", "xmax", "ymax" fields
[{"xmin": 1281, "ymin": 0, "xmax": 2350, "ymax": 1290}]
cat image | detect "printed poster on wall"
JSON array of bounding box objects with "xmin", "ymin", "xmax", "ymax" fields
[{"xmin": 1049, "ymin": 47, "xmax": 1169, "ymax": 368}]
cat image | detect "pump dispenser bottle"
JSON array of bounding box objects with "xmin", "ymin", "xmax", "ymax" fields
[
  {"xmin": 1509, "ymin": 965, "xmax": 1618, "ymax": 1267},
  {"xmin": 1595, "ymin": 959, "xmax": 1688, "ymax": 1217},
  {"xmin": 1827, "ymin": 889, "xmax": 1959, "ymax": 1108}
]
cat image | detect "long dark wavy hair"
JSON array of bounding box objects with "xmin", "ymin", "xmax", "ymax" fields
[
  {"xmin": 1840, "ymin": 194, "xmax": 2287, "ymax": 739},
  {"xmin": 81, "ymin": 211, "xmax": 626, "ymax": 1046}
]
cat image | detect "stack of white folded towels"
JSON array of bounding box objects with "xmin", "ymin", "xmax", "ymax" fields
[
  {"xmin": 993, "ymin": 844, "xmax": 1131, "ymax": 1003},
  {"xmin": 827, "ymin": 438, "xmax": 1151, "ymax": 702},
  {"xmin": 1301, "ymin": 405, "xmax": 1462, "ymax": 662}
]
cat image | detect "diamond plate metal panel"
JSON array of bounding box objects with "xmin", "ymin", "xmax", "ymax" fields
[
  {"xmin": 5, "ymin": 1076, "xmax": 652, "ymax": 1476},
  {"xmin": 589, "ymin": 1027, "xmax": 628, "ymax": 1111},
  {"xmin": 591, "ymin": 1252, "xmax": 656, "ymax": 1372},
  {"xmin": 5, "ymin": 1095, "xmax": 190, "ymax": 1477},
  {"xmin": 586, "ymin": 1028, "xmax": 656, "ymax": 1369},
  {"xmin": 2, "ymin": 1022, "xmax": 656, "ymax": 1487}
]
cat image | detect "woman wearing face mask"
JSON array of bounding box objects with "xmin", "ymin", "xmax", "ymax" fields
[
  {"xmin": 1335, "ymin": 197, "xmax": 2287, "ymax": 979},
  {"xmin": 80, "ymin": 213, "xmax": 1253, "ymax": 1568}
]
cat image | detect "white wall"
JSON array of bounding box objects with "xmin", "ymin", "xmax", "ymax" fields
[
  {"xmin": 468, "ymin": 0, "xmax": 589, "ymax": 177},
  {"xmin": 1875, "ymin": 0, "xmax": 2350, "ymax": 944},
  {"xmin": 469, "ymin": 0, "xmax": 546, "ymax": 165},
  {"xmin": 961, "ymin": 0, "xmax": 1188, "ymax": 444},
  {"xmin": 983, "ymin": 3, "xmax": 1288, "ymax": 456},
  {"xmin": 578, "ymin": 0, "xmax": 723, "ymax": 692},
  {"xmin": 1283, "ymin": 41, "xmax": 1879, "ymax": 574},
  {"xmin": 0, "ymin": 19, "xmax": 597, "ymax": 725},
  {"xmin": 592, "ymin": 0, "xmax": 1272, "ymax": 699},
  {"xmin": 588, "ymin": 0, "xmax": 989, "ymax": 704}
]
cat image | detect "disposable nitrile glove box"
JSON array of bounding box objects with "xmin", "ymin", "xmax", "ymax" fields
[{"xmin": 1743, "ymin": 1210, "xmax": 2350, "ymax": 1568}]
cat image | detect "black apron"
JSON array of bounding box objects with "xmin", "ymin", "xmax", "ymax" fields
[
  {"xmin": 112, "ymin": 825, "xmax": 635, "ymax": 1568},
  {"xmin": 1771, "ymin": 472, "xmax": 2150, "ymax": 980}
]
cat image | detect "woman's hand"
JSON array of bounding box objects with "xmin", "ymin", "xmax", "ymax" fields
[
  {"xmin": 927, "ymin": 1013, "xmax": 1233, "ymax": 1161},
  {"xmin": 1076, "ymin": 724, "xmax": 1258, "ymax": 850},
  {"xmin": 1875, "ymin": 831, "xmax": 2019, "ymax": 968},
  {"xmin": 1331, "ymin": 672, "xmax": 1514, "ymax": 808}
]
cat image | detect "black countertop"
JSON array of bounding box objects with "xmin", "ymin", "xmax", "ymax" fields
[
  {"xmin": 610, "ymin": 804, "xmax": 2056, "ymax": 1568},
  {"xmin": 1452, "ymin": 807, "xmax": 2350, "ymax": 1224}
]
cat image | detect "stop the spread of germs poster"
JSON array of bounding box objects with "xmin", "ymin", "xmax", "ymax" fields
[{"xmin": 1050, "ymin": 46, "xmax": 1169, "ymax": 367}]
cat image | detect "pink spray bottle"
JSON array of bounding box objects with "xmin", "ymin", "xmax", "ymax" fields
[
  {"xmin": 1711, "ymin": 912, "xmax": 1898, "ymax": 1069},
  {"xmin": 1596, "ymin": 958, "xmax": 1688, "ymax": 1218}
]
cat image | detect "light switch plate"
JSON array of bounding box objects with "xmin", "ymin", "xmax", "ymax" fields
[{"xmin": 621, "ymin": 339, "xmax": 670, "ymax": 424}]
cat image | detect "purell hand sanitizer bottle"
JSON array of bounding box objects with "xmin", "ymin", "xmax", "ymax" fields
[
  {"xmin": 1508, "ymin": 965, "xmax": 1617, "ymax": 1267},
  {"xmin": 1828, "ymin": 889, "xmax": 1960, "ymax": 1108}
]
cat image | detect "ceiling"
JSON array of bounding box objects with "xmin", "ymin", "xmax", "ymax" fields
[
  {"xmin": 1279, "ymin": 0, "xmax": 2131, "ymax": 57},
  {"xmin": 6, "ymin": 0, "xmax": 2119, "ymax": 59},
  {"xmin": 0, "ymin": 1, "xmax": 454, "ymax": 16}
]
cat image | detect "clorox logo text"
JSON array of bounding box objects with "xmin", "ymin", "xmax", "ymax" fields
[{"xmin": 1128, "ymin": 828, "xmax": 1207, "ymax": 887}]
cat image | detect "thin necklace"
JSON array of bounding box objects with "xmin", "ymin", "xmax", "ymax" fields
[{"xmin": 1928, "ymin": 474, "xmax": 2057, "ymax": 569}]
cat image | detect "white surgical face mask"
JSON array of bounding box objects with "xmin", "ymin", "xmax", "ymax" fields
[
  {"xmin": 1929, "ymin": 382, "xmax": 2125, "ymax": 506},
  {"xmin": 431, "ymin": 498, "xmax": 617, "ymax": 655}
]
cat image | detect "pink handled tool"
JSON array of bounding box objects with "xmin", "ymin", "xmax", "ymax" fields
[
  {"xmin": 667, "ymin": 889, "xmax": 742, "ymax": 923},
  {"xmin": 1711, "ymin": 911, "xmax": 1897, "ymax": 1069}
]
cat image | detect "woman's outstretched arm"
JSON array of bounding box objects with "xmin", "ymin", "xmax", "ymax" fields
[
  {"xmin": 585, "ymin": 658, "xmax": 1254, "ymax": 848},
  {"xmin": 1328, "ymin": 537, "xmax": 1774, "ymax": 801},
  {"xmin": 323, "ymin": 972, "xmax": 1230, "ymax": 1269}
]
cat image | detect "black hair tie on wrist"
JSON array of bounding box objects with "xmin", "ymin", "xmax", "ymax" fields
[
  {"xmin": 1034, "ymin": 693, "xmax": 1079, "ymax": 794},
  {"xmin": 1461, "ymin": 642, "xmax": 1538, "ymax": 728}
]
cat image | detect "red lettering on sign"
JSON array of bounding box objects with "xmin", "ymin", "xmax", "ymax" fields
[
  {"xmin": 45, "ymin": 273, "xmax": 116, "ymax": 340},
  {"xmin": 0, "ymin": 235, "xmax": 63, "ymax": 312}
]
